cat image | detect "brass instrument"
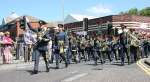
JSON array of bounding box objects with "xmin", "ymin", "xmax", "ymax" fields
[
  {"xmin": 58, "ymin": 40, "xmax": 65, "ymax": 54},
  {"xmin": 33, "ymin": 28, "xmax": 50, "ymax": 49},
  {"xmin": 127, "ymin": 32, "xmax": 140, "ymax": 47},
  {"xmin": 118, "ymin": 29, "xmax": 140, "ymax": 47}
]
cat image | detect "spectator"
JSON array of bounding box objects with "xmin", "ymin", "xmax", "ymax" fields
[
  {"xmin": 0, "ymin": 32, "xmax": 4, "ymax": 56},
  {"xmin": 2, "ymin": 31, "xmax": 14, "ymax": 64}
]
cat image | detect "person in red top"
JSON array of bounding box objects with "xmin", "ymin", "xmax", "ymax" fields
[{"xmin": 2, "ymin": 31, "xmax": 14, "ymax": 64}]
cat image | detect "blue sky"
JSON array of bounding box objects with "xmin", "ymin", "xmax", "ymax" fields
[{"xmin": 0, "ymin": 0, "xmax": 150, "ymax": 23}]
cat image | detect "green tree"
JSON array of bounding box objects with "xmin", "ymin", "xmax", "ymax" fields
[
  {"xmin": 128, "ymin": 8, "xmax": 138, "ymax": 15},
  {"xmin": 139, "ymin": 7, "xmax": 150, "ymax": 16},
  {"xmin": 119, "ymin": 11, "xmax": 129, "ymax": 15},
  {"xmin": 119, "ymin": 11, "xmax": 125, "ymax": 15}
]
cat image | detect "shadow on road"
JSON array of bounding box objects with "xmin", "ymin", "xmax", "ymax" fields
[
  {"xmin": 16, "ymin": 69, "xmax": 45, "ymax": 75},
  {"xmin": 110, "ymin": 63, "xmax": 124, "ymax": 66}
]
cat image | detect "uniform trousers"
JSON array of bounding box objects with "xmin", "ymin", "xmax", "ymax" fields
[
  {"xmin": 55, "ymin": 49, "xmax": 68, "ymax": 68},
  {"xmin": 34, "ymin": 49, "xmax": 49, "ymax": 71}
]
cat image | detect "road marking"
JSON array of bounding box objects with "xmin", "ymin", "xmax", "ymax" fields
[
  {"xmin": 138, "ymin": 60, "xmax": 150, "ymax": 71},
  {"xmin": 137, "ymin": 60, "xmax": 150, "ymax": 76},
  {"xmin": 69, "ymin": 70, "xmax": 78, "ymax": 74},
  {"xmin": 17, "ymin": 66, "xmax": 32, "ymax": 69},
  {"xmin": 63, "ymin": 73, "xmax": 88, "ymax": 82}
]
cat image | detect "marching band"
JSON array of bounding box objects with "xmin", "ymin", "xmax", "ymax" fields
[{"xmin": 0, "ymin": 16, "xmax": 150, "ymax": 74}]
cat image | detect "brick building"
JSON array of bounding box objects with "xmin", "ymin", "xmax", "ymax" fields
[
  {"xmin": 64, "ymin": 14, "xmax": 150, "ymax": 35},
  {"xmin": 0, "ymin": 13, "xmax": 53, "ymax": 40}
]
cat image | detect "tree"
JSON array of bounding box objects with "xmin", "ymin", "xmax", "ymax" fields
[
  {"xmin": 128, "ymin": 8, "xmax": 138, "ymax": 15},
  {"xmin": 119, "ymin": 11, "xmax": 128, "ymax": 15},
  {"xmin": 139, "ymin": 7, "xmax": 150, "ymax": 16},
  {"xmin": 119, "ymin": 11, "xmax": 125, "ymax": 15}
]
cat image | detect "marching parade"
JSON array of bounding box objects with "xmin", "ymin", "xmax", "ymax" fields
[
  {"xmin": 0, "ymin": 1, "xmax": 150, "ymax": 82},
  {"xmin": 0, "ymin": 16, "xmax": 150, "ymax": 75}
]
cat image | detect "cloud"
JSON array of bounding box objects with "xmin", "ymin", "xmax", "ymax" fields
[{"xmin": 86, "ymin": 4, "xmax": 112, "ymax": 15}]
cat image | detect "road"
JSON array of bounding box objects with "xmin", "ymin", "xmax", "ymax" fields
[{"xmin": 0, "ymin": 60, "xmax": 150, "ymax": 82}]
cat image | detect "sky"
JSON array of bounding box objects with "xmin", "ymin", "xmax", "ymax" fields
[{"xmin": 0, "ymin": 0, "xmax": 150, "ymax": 23}]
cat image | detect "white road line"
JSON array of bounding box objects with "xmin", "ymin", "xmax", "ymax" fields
[
  {"xmin": 69, "ymin": 70, "xmax": 78, "ymax": 74},
  {"xmin": 17, "ymin": 66, "xmax": 32, "ymax": 69},
  {"xmin": 63, "ymin": 73, "xmax": 88, "ymax": 82}
]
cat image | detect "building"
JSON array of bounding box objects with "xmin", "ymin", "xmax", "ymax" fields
[
  {"xmin": 0, "ymin": 13, "xmax": 54, "ymax": 40},
  {"xmin": 64, "ymin": 14, "xmax": 150, "ymax": 35}
]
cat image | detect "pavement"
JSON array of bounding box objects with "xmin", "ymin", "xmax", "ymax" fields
[
  {"xmin": 0, "ymin": 59, "xmax": 149, "ymax": 82},
  {"xmin": 0, "ymin": 56, "xmax": 43, "ymax": 71},
  {"xmin": 0, "ymin": 56, "xmax": 25, "ymax": 64}
]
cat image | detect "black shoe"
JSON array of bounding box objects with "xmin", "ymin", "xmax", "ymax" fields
[
  {"xmin": 46, "ymin": 68, "xmax": 49, "ymax": 72},
  {"xmin": 65, "ymin": 63, "xmax": 68, "ymax": 68},
  {"xmin": 121, "ymin": 63, "xmax": 124, "ymax": 66},
  {"xmin": 32, "ymin": 70, "xmax": 38, "ymax": 74},
  {"xmin": 128, "ymin": 61, "xmax": 130, "ymax": 65},
  {"xmin": 55, "ymin": 67, "xmax": 59, "ymax": 69},
  {"xmin": 94, "ymin": 63, "xmax": 98, "ymax": 66},
  {"xmin": 49, "ymin": 60, "xmax": 53, "ymax": 64}
]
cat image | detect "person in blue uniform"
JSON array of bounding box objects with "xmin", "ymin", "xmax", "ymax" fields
[{"xmin": 54, "ymin": 24, "xmax": 68, "ymax": 69}]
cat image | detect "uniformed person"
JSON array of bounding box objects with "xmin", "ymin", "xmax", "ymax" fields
[
  {"xmin": 118, "ymin": 25, "xmax": 127, "ymax": 64},
  {"xmin": 86, "ymin": 37, "xmax": 97, "ymax": 64},
  {"xmin": 70, "ymin": 36, "xmax": 78, "ymax": 63},
  {"xmin": 142, "ymin": 37, "xmax": 149, "ymax": 58},
  {"xmin": 33, "ymin": 31, "xmax": 50, "ymax": 74},
  {"xmin": 130, "ymin": 32, "xmax": 139, "ymax": 62},
  {"xmin": 77, "ymin": 36, "xmax": 82, "ymax": 62},
  {"xmin": 54, "ymin": 24, "xmax": 68, "ymax": 69},
  {"xmin": 66, "ymin": 33, "xmax": 72, "ymax": 64},
  {"xmin": 90, "ymin": 37, "xmax": 95, "ymax": 61},
  {"xmin": 101, "ymin": 35, "xmax": 107, "ymax": 63},
  {"xmin": 112, "ymin": 36, "xmax": 119, "ymax": 61},
  {"xmin": 80, "ymin": 37, "xmax": 86, "ymax": 61},
  {"xmin": 85, "ymin": 38, "xmax": 91, "ymax": 61},
  {"xmin": 119, "ymin": 24, "xmax": 128, "ymax": 65},
  {"xmin": 94, "ymin": 36, "xmax": 104, "ymax": 64},
  {"xmin": 105, "ymin": 36, "xmax": 113, "ymax": 62}
]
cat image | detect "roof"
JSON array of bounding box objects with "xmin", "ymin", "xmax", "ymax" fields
[
  {"xmin": 3, "ymin": 14, "xmax": 41, "ymax": 24},
  {"xmin": 70, "ymin": 14, "xmax": 96, "ymax": 21},
  {"xmin": 46, "ymin": 21, "xmax": 64, "ymax": 27},
  {"xmin": 46, "ymin": 22, "xmax": 57, "ymax": 27},
  {"xmin": 4, "ymin": 12, "xmax": 19, "ymax": 24},
  {"xmin": 64, "ymin": 14, "xmax": 97, "ymax": 23},
  {"xmin": 12, "ymin": 15, "xmax": 40, "ymax": 23}
]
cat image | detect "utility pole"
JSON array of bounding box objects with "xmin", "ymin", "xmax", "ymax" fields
[
  {"xmin": 61, "ymin": 0, "xmax": 64, "ymax": 25},
  {"xmin": 61, "ymin": 0, "xmax": 68, "ymax": 34}
]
